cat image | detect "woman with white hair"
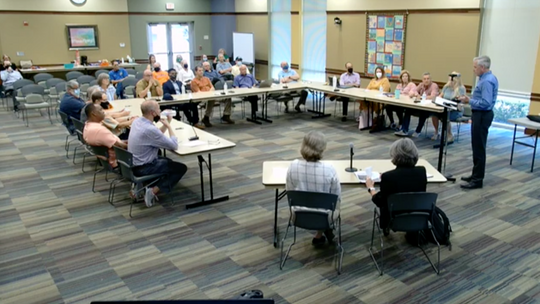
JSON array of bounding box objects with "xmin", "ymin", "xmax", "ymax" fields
[
  {"xmin": 286, "ymin": 131, "xmax": 341, "ymax": 246},
  {"xmin": 366, "ymin": 138, "xmax": 427, "ymax": 235},
  {"xmin": 431, "ymin": 71, "xmax": 466, "ymax": 142}
]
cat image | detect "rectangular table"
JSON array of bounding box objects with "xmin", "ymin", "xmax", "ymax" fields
[
  {"xmin": 262, "ymin": 159, "xmax": 447, "ymax": 247},
  {"xmin": 118, "ymin": 98, "xmax": 236, "ymax": 208},
  {"xmin": 508, "ymin": 117, "xmax": 540, "ymax": 172},
  {"xmin": 20, "ymin": 63, "xmax": 140, "ymax": 75}
]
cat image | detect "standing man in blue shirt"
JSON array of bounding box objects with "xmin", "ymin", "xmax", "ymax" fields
[
  {"xmin": 109, "ymin": 60, "xmax": 129, "ymax": 99},
  {"xmin": 277, "ymin": 61, "xmax": 308, "ymax": 113},
  {"xmin": 233, "ymin": 65, "xmax": 259, "ymax": 122},
  {"xmin": 459, "ymin": 55, "xmax": 498, "ymax": 189}
]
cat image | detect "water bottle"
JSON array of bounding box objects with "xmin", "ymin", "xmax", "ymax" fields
[
  {"xmin": 332, "ymin": 76, "xmax": 337, "ymax": 90},
  {"xmin": 121, "ymin": 57, "xmax": 125, "ymax": 64},
  {"xmin": 379, "ymin": 85, "xmax": 383, "ymax": 94},
  {"xmin": 181, "ymin": 84, "xmax": 186, "ymax": 95},
  {"xmin": 395, "ymin": 89, "xmax": 401, "ymax": 99},
  {"xmin": 422, "ymin": 92, "xmax": 427, "ymax": 100},
  {"xmin": 223, "ymin": 81, "xmax": 228, "ymax": 93},
  {"xmin": 147, "ymin": 90, "xmax": 151, "ymax": 99}
]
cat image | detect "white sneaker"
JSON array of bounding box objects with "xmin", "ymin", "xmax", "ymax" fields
[
  {"xmin": 431, "ymin": 134, "xmax": 438, "ymax": 141},
  {"xmin": 394, "ymin": 130, "xmax": 408, "ymax": 137},
  {"xmin": 412, "ymin": 132, "xmax": 421, "ymax": 138},
  {"xmin": 144, "ymin": 187, "xmax": 155, "ymax": 208}
]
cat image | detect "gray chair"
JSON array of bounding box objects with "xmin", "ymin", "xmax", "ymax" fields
[
  {"xmin": 77, "ymin": 75, "xmax": 96, "ymax": 85},
  {"xmin": 95, "ymin": 69, "xmax": 109, "ymax": 78},
  {"xmin": 47, "ymin": 79, "xmax": 66, "ymax": 111},
  {"xmin": 20, "ymin": 94, "xmax": 52, "ymax": 127},
  {"xmin": 10, "ymin": 79, "xmax": 34, "ymax": 110},
  {"xmin": 89, "ymin": 80, "xmax": 98, "ymax": 87},
  {"xmin": 369, "ymin": 192, "xmax": 440, "ymax": 276},
  {"xmin": 280, "ymin": 190, "xmax": 343, "ymax": 275},
  {"xmin": 453, "ymin": 104, "xmax": 472, "ymax": 142},
  {"xmin": 122, "ymin": 77, "xmax": 139, "ymax": 98},
  {"xmin": 71, "ymin": 117, "xmax": 94, "ymax": 172},
  {"xmin": 126, "ymin": 69, "xmax": 137, "ymax": 76},
  {"xmin": 135, "ymin": 72, "xmax": 144, "ymax": 80},
  {"xmin": 66, "ymin": 71, "xmax": 84, "ymax": 81},
  {"xmin": 34, "ymin": 73, "xmax": 54, "ymax": 88},
  {"xmin": 111, "ymin": 146, "xmax": 173, "ymax": 218},
  {"xmin": 58, "ymin": 110, "xmax": 77, "ymax": 158}
]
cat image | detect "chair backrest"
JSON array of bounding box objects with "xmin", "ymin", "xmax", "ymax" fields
[
  {"xmin": 135, "ymin": 72, "xmax": 144, "ymax": 80},
  {"xmin": 214, "ymin": 81, "xmax": 224, "ymax": 90},
  {"xmin": 225, "ymin": 80, "xmax": 233, "ymax": 88},
  {"xmin": 25, "ymin": 94, "xmax": 46, "ymax": 104},
  {"xmin": 13, "ymin": 79, "xmax": 34, "ymax": 91},
  {"xmin": 22, "ymin": 84, "xmax": 45, "ymax": 96},
  {"xmin": 286, "ymin": 190, "xmax": 339, "ymax": 231},
  {"xmin": 124, "ymin": 85, "xmax": 135, "ymax": 97},
  {"xmin": 95, "ymin": 69, "xmax": 109, "ymax": 77},
  {"xmin": 33, "ymin": 73, "xmax": 53, "ymax": 84},
  {"xmin": 388, "ymin": 192, "xmax": 438, "ymax": 232},
  {"xmin": 46, "ymin": 78, "xmax": 65, "ymax": 89},
  {"xmin": 58, "ymin": 110, "xmax": 71, "ymax": 126},
  {"xmin": 90, "ymin": 145, "xmax": 114, "ymax": 172},
  {"xmin": 462, "ymin": 104, "xmax": 472, "ymax": 117},
  {"xmin": 71, "ymin": 117, "xmax": 85, "ymax": 134},
  {"xmin": 66, "ymin": 71, "xmax": 84, "ymax": 81},
  {"xmin": 113, "ymin": 146, "xmax": 136, "ymax": 182},
  {"xmin": 126, "ymin": 69, "xmax": 137, "ymax": 75},
  {"xmin": 77, "ymin": 75, "xmax": 96, "ymax": 85},
  {"xmin": 122, "ymin": 77, "xmax": 138, "ymax": 87},
  {"xmin": 89, "ymin": 80, "xmax": 98, "ymax": 87},
  {"xmin": 55, "ymin": 82, "xmax": 67, "ymax": 94}
]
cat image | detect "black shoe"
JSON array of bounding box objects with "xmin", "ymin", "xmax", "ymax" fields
[
  {"xmin": 294, "ymin": 105, "xmax": 302, "ymax": 113},
  {"xmin": 202, "ymin": 116, "xmax": 213, "ymax": 128},
  {"xmin": 312, "ymin": 236, "xmax": 326, "ymax": 246},
  {"xmin": 341, "ymin": 116, "xmax": 347, "ymax": 122},
  {"xmin": 324, "ymin": 230, "xmax": 335, "ymax": 244},
  {"xmin": 461, "ymin": 181, "xmax": 483, "ymax": 189},
  {"xmin": 461, "ymin": 175, "xmax": 473, "ymax": 183}
]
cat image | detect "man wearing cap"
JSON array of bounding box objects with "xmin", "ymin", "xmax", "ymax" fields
[
  {"xmin": 231, "ymin": 57, "xmax": 250, "ymax": 77},
  {"xmin": 162, "ymin": 68, "xmax": 203, "ymax": 129}
]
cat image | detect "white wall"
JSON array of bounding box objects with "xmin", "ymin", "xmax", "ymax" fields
[
  {"xmin": 479, "ymin": 0, "xmax": 540, "ymax": 95},
  {"xmin": 327, "ymin": 0, "xmax": 481, "ymax": 11},
  {"xmin": 0, "ymin": 0, "xmax": 128, "ymax": 12},
  {"xmin": 235, "ymin": 0, "xmax": 268, "ymax": 12}
]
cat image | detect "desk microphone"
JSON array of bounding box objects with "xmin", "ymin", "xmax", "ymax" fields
[
  {"xmin": 189, "ymin": 124, "xmax": 199, "ymax": 141},
  {"xmin": 345, "ymin": 142, "xmax": 358, "ymax": 172}
]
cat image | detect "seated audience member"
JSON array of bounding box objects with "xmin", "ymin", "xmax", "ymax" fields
[
  {"xmin": 431, "ymin": 72, "xmax": 466, "ymax": 143},
  {"xmin": 286, "ymin": 131, "xmax": 341, "ymax": 246},
  {"xmin": 162, "ymin": 68, "xmax": 202, "ymax": 128},
  {"xmin": 198, "ymin": 54, "xmax": 209, "ymax": 68},
  {"xmin": 109, "ymin": 60, "xmax": 129, "ymax": 99},
  {"xmin": 128, "ymin": 100, "xmax": 188, "ymax": 207},
  {"xmin": 386, "ymin": 70, "xmax": 416, "ymax": 130},
  {"xmin": 231, "ymin": 57, "xmax": 249, "ymax": 77},
  {"xmin": 136, "ymin": 70, "xmax": 163, "ymax": 98},
  {"xmin": 89, "ymin": 91, "xmax": 133, "ymax": 139},
  {"xmin": 337, "ymin": 62, "xmax": 361, "ymax": 122},
  {"xmin": 0, "ymin": 60, "xmax": 23, "ymax": 110},
  {"xmin": 146, "ymin": 54, "xmax": 156, "ymax": 71},
  {"xmin": 152, "ymin": 63, "xmax": 169, "ymax": 86},
  {"xmin": 203, "ymin": 61, "xmax": 223, "ymax": 85},
  {"xmin": 213, "ymin": 48, "xmax": 229, "ymax": 64},
  {"xmin": 360, "ymin": 66, "xmax": 390, "ymax": 120},
  {"xmin": 59, "ymin": 80, "xmax": 85, "ymax": 132},
  {"xmin": 395, "ymin": 72, "xmax": 439, "ymax": 137},
  {"xmin": 278, "ymin": 61, "xmax": 308, "ymax": 113},
  {"xmin": 366, "ymin": 138, "xmax": 427, "ymax": 235},
  {"xmin": 1, "ymin": 55, "xmax": 18, "ymax": 71},
  {"xmin": 216, "ymin": 54, "xmax": 233, "ymax": 80},
  {"xmin": 173, "ymin": 54, "xmax": 183, "ymax": 72},
  {"xmin": 191, "ymin": 66, "xmax": 234, "ymax": 127},
  {"xmin": 83, "ymin": 103, "xmax": 128, "ymax": 168},
  {"xmin": 177, "ymin": 60, "xmax": 195, "ymax": 86},
  {"xmin": 233, "ymin": 65, "xmax": 259, "ymax": 120},
  {"xmin": 97, "ymin": 73, "xmax": 116, "ymax": 101},
  {"xmin": 80, "ymin": 85, "xmax": 102, "ymax": 122}
]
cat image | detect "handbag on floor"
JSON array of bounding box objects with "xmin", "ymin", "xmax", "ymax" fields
[{"xmin": 358, "ymin": 110, "xmax": 372, "ymax": 129}]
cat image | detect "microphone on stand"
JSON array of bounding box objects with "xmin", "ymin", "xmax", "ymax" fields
[
  {"xmin": 189, "ymin": 124, "xmax": 199, "ymax": 141},
  {"xmin": 345, "ymin": 142, "xmax": 358, "ymax": 172}
]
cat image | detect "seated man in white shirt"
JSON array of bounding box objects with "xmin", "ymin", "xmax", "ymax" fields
[
  {"xmin": 0, "ymin": 60, "xmax": 23, "ymax": 110},
  {"xmin": 177, "ymin": 60, "xmax": 195, "ymax": 89},
  {"xmin": 231, "ymin": 57, "xmax": 250, "ymax": 77}
]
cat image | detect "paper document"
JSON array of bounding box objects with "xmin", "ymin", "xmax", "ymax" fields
[
  {"xmin": 434, "ymin": 97, "xmax": 458, "ymax": 110},
  {"xmin": 355, "ymin": 170, "xmax": 381, "ymax": 183}
]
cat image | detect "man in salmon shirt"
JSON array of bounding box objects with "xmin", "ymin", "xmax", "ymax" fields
[{"xmin": 190, "ymin": 66, "xmax": 234, "ymax": 127}]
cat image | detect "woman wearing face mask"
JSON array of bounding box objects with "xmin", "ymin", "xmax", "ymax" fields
[
  {"xmin": 199, "ymin": 54, "xmax": 209, "ymax": 68},
  {"xmin": 359, "ymin": 66, "xmax": 391, "ymax": 128},
  {"xmin": 173, "ymin": 54, "xmax": 184, "ymax": 72},
  {"xmin": 386, "ymin": 70, "xmax": 416, "ymax": 130},
  {"xmin": 146, "ymin": 54, "xmax": 156, "ymax": 71},
  {"xmin": 431, "ymin": 71, "xmax": 465, "ymax": 143}
]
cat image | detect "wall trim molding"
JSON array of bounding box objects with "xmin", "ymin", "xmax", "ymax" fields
[{"xmin": 531, "ymin": 93, "xmax": 540, "ymax": 102}]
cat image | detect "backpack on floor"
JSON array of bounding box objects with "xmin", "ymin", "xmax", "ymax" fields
[{"xmin": 405, "ymin": 206, "xmax": 452, "ymax": 250}]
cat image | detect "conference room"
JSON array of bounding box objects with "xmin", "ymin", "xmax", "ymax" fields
[{"xmin": 2, "ymin": 0, "xmax": 540, "ymax": 303}]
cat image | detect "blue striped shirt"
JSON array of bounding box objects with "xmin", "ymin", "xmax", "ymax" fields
[
  {"xmin": 128, "ymin": 117, "xmax": 178, "ymax": 166},
  {"xmin": 470, "ymin": 71, "xmax": 498, "ymax": 111}
]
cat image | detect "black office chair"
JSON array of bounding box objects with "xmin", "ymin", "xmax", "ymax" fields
[
  {"xmin": 280, "ymin": 190, "xmax": 343, "ymax": 275},
  {"xmin": 112, "ymin": 147, "xmax": 174, "ymax": 218},
  {"xmin": 58, "ymin": 111, "xmax": 78, "ymax": 158},
  {"xmin": 71, "ymin": 117, "xmax": 95, "ymax": 172},
  {"xmin": 89, "ymin": 145, "xmax": 120, "ymax": 200},
  {"xmin": 369, "ymin": 192, "xmax": 440, "ymax": 275}
]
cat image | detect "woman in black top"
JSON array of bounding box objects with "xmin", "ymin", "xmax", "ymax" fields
[{"xmin": 366, "ymin": 138, "xmax": 428, "ymax": 233}]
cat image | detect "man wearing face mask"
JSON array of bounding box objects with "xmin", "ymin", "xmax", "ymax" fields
[
  {"xmin": 198, "ymin": 54, "xmax": 209, "ymax": 68},
  {"xmin": 152, "ymin": 62, "xmax": 169, "ymax": 86},
  {"xmin": 173, "ymin": 54, "xmax": 184, "ymax": 72},
  {"xmin": 59, "ymin": 80, "xmax": 86, "ymax": 133},
  {"xmin": 231, "ymin": 57, "xmax": 250, "ymax": 77},
  {"xmin": 128, "ymin": 100, "xmax": 188, "ymax": 208},
  {"xmin": 162, "ymin": 68, "xmax": 202, "ymax": 129},
  {"xmin": 277, "ymin": 61, "xmax": 308, "ymax": 113},
  {"xmin": 177, "ymin": 60, "xmax": 195, "ymax": 87},
  {"xmin": 337, "ymin": 62, "xmax": 361, "ymax": 121}
]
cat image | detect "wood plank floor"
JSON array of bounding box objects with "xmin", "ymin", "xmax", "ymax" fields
[{"xmin": 1, "ymin": 100, "xmax": 540, "ymax": 304}]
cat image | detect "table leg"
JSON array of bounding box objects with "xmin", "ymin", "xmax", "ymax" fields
[
  {"xmin": 308, "ymin": 91, "xmax": 331, "ymax": 119},
  {"xmin": 510, "ymin": 124, "xmax": 517, "ymax": 165},
  {"xmin": 437, "ymin": 108, "xmax": 448, "ymax": 172},
  {"xmin": 532, "ymin": 130, "xmax": 538, "ymax": 173},
  {"xmin": 186, "ymin": 153, "xmax": 229, "ymax": 209},
  {"xmin": 257, "ymin": 93, "xmax": 273, "ymax": 123},
  {"xmin": 273, "ymin": 189, "xmax": 287, "ymax": 248}
]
